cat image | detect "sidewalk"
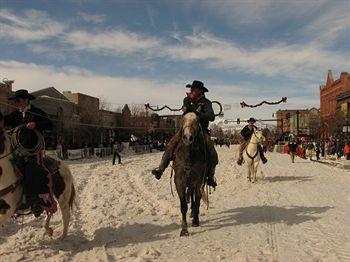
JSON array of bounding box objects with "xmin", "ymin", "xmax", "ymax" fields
[{"xmin": 316, "ymin": 157, "xmax": 350, "ymax": 170}]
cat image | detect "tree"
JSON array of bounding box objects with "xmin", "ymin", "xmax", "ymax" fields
[{"xmin": 130, "ymin": 104, "xmax": 148, "ymax": 116}]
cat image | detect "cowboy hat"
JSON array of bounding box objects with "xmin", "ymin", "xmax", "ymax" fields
[
  {"xmin": 186, "ymin": 80, "xmax": 208, "ymax": 92},
  {"xmin": 247, "ymin": 117, "xmax": 256, "ymax": 123},
  {"xmin": 8, "ymin": 89, "xmax": 35, "ymax": 100}
]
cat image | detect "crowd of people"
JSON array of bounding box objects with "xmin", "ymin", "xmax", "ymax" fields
[{"xmin": 286, "ymin": 137, "xmax": 350, "ymax": 161}]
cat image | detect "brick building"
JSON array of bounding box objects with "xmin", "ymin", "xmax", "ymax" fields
[
  {"xmin": 320, "ymin": 70, "xmax": 350, "ymax": 138},
  {"xmin": 0, "ymin": 79, "xmax": 15, "ymax": 115},
  {"xmin": 63, "ymin": 91, "xmax": 100, "ymax": 125},
  {"xmin": 289, "ymin": 108, "xmax": 320, "ymax": 137},
  {"xmin": 276, "ymin": 109, "xmax": 308, "ymax": 133}
]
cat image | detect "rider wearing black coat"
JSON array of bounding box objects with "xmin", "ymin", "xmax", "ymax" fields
[
  {"xmin": 237, "ymin": 118, "xmax": 267, "ymax": 165},
  {"xmin": 241, "ymin": 124, "xmax": 258, "ymax": 141},
  {"xmin": 151, "ymin": 81, "xmax": 218, "ymax": 188},
  {"xmin": 3, "ymin": 90, "xmax": 53, "ymax": 217}
]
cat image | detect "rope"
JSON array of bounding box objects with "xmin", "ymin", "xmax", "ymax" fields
[
  {"xmin": 240, "ymin": 97, "xmax": 287, "ymax": 108},
  {"xmin": 145, "ymin": 101, "xmax": 223, "ymax": 117},
  {"xmin": 10, "ymin": 125, "xmax": 45, "ymax": 156}
]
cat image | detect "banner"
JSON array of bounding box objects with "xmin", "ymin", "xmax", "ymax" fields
[{"xmin": 68, "ymin": 149, "xmax": 83, "ymax": 160}]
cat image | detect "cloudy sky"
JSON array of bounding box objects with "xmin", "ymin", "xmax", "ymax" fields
[{"xmin": 0, "ymin": 0, "xmax": 349, "ymax": 120}]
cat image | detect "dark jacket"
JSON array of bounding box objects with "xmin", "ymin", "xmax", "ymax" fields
[
  {"xmin": 183, "ymin": 96, "xmax": 215, "ymax": 130},
  {"xmin": 288, "ymin": 142, "xmax": 298, "ymax": 153},
  {"xmin": 4, "ymin": 104, "xmax": 52, "ymax": 149},
  {"xmin": 241, "ymin": 125, "xmax": 257, "ymax": 141},
  {"xmin": 4, "ymin": 104, "xmax": 52, "ymax": 132}
]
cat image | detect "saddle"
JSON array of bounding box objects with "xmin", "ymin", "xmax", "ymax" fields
[{"xmin": 13, "ymin": 155, "xmax": 65, "ymax": 214}]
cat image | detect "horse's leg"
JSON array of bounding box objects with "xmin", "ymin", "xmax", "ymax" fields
[
  {"xmin": 58, "ymin": 199, "xmax": 70, "ymax": 240},
  {"xmin": 180, "ymin": 196, "xmax": 189, "ymax": 237},
  {"xmin": 246, "ymin": 161, "xmax": 252, "ymax": 182},
  {"xmin": 190, "ymin": 193, "xmax": 194, "ymax": 218},
  {"xmin": 192, "ymin": 188, "xmax": 201, "ymax": 227},
  {"xmin": 252, "ymin": 161, "xmax": 257, "ymax": 183},
  {"xmin": 57, "ymin": 183, "xmax": 73, "ymax": 240},
  {"xmin": 43, "ymin": 212, "xmax": 54, "ymax": 238}
]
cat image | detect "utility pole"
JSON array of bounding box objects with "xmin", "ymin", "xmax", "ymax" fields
[
  {"xmin": 281, "ymin": 118, "xmax": 284, "ymax": 134},
  {"xmin": 296, "ymin": 110, "xmax": 300, "ymax": 135}
]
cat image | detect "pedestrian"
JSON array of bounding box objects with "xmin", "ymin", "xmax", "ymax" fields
[
  {"xmin": 315, "ymin": 142, "xmax": 321, "ymax": 160},
  {"xmin": 306, "ymin": 141, "xmax": 315, "ymax": 160},
  {"xmin": 288, "ymin": 138, "xmax": 298, "ymax": 163},
  {"xmin": 336, "ymin": 139, "xmax": 343, "ymax": 159},
  {"xmin": 112, "ymin": 141, "xmax": 122, "ymax": 165},
  {"xmin": 344, "ymin": 141, "xmax": 350, "ymax": 160}
]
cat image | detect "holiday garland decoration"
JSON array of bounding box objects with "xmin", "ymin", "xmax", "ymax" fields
[
  {"xmin": 145, "ymin": 101, "xmax": 223, "ymax": 116},
  {"xmin": 240, "ymin": 97, "xmax": 287, "ymax": 108}
]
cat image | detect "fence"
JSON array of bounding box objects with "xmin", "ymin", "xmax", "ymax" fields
[{"xmin": 51, "ymin": 142, "xmax": 152, "ymax": 160}]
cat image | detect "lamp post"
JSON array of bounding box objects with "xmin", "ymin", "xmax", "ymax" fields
[{"xmin": 296, "ymin": 110, "xmax": 300, "ymax": 135}]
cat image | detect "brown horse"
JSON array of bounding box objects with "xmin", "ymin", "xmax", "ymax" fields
[{"xmin": 174, "ymin": 112, "xmax": 207, "ymax": 237}]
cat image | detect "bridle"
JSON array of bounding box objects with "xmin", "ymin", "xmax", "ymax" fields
[
  {"xmin": 249, "ymin": 128, "xmax": 263, "ymax": 145},
  {"xmin": 245, "ymin": 128, "xmax": 263, "ymax": 160}
]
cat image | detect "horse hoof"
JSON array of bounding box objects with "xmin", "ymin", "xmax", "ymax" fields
[
  {"xmin": 180, "ymin": 229, "xmax": 189, "ymax": 237},
  {"xmin": 192, "ymin": 221, "xmax": 200, "ymax": 227},
  {"xmin": 47, "ymin": 228, "xmax": 54, "ymax": 237}
]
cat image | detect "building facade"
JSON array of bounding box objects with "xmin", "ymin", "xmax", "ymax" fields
[
  {"xmin": 0, "ymin": 79, "xmax": 15, "ymax": 115},
  {"xmin": 320, "ymin": 70, "xmax": 350, "ymax": 138}
]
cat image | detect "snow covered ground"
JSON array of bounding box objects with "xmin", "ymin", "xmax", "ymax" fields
[{"xmin": 1, "ymin": 146, "xmax": 350, "ymax": 261}]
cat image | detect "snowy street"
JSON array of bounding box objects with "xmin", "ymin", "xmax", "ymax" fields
[{"xmin": 1, "ymin": 146, "xmax": 350, "ymax": 261}]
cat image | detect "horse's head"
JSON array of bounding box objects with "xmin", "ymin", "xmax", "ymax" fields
[
  {"xmin": 181, "ymin": 112, "xmax": 200, "ymax": 146},
  {"xmin": 251, "ymin": 128, "xmax": 265, "ymax": 145}
]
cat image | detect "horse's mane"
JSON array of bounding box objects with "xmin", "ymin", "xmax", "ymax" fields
[{"xmin": 0, "ymin": 130, "xmax": 6, "ymax": 155}]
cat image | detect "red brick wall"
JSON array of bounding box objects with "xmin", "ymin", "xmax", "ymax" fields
[{"xmin": 320, "ymin": 71, "xmax": 350, "ymax": 137}]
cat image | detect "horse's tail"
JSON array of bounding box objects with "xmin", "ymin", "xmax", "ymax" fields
[{"xmin": 69, "ymin": 184, "xmax": 76, "ymax": 211}]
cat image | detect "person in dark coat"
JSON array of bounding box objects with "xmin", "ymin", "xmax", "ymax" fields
[
  {"xmin": 112, "ymin": 141, "xmax": 122, "ymax": 165},
  {"xmin": 237, "ymin": 117, "xmax": 268, "ymax": 165},
  {"xmin": 3, "ymin": 89, "xmax": 53, "ymax": 217},
  {"xmin": 151, "ymin": 80, "xmax": 218, "ymax": 188},
  {"xmin": 288, "ymin": 137, "xmax": 298, "ymax": 163}
]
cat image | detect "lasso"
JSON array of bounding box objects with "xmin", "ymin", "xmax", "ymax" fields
[
  {"xmin": 145, "ymin": 101, "xmax": 224, "ymax": 116},
  {"xmin": 240, "ymin": 97, "xmax": 287, "ymax": 108},
  {"xmin": 11, "ymin": 125, "xmax": 45, "ymax": 156}
]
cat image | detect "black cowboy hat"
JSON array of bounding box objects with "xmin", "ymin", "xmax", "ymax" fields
[
  {"xmin": 186, "ymin": 80, "xmax": 208, "ymax": 92},
  {"xmin": 8, "ymin": 89, "xmax": 35, "ymax": 100},
  {"xmin": 247, "ymin": 117, "xmax": 256, "ymax": 123}
]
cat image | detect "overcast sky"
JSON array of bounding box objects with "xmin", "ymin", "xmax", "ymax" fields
[{"xmin": 0, "ymin": 0, "xmax": 349, "ymax": 120}]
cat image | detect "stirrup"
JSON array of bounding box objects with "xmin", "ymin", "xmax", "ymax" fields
[
  {"xmin": 31, "ymin": 203, "xmax": 43, "ymax": 218},
  {"xmin": 237, "ymin": 158, "xmax": 243, "ymax": 165}
]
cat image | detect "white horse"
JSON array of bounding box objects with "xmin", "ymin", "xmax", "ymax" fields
[
  {"xmin": 243, "ymin": 128, "xmax": 265, "ymax": 183},
  {"xmin": 0, "ymin": 131, "xmax": 75, "ymax": 239}
]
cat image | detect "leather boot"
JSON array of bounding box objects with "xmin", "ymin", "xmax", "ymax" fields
[
  {"xmin": 151, "ymin": 153, "xmax": 171, "ymax": 180},
  {"xmin": 258, "ymin": 145, "xmax": 268, "ymax": 164},
  {"xmin": 207, "ymin": 166, "xmax": 217, "ymax": 188}
]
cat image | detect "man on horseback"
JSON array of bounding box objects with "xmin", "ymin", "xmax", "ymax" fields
[
  {"xmin": 1, "ymin": 89, "xmax": 53, "ymax": 217},
  {"xmin": 151, "ymin": 80, "xmax": 218, "ymax": 188},
  {"xmin": 237, "ymin": 117, "xmax": 268, "ymax": 165}
]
